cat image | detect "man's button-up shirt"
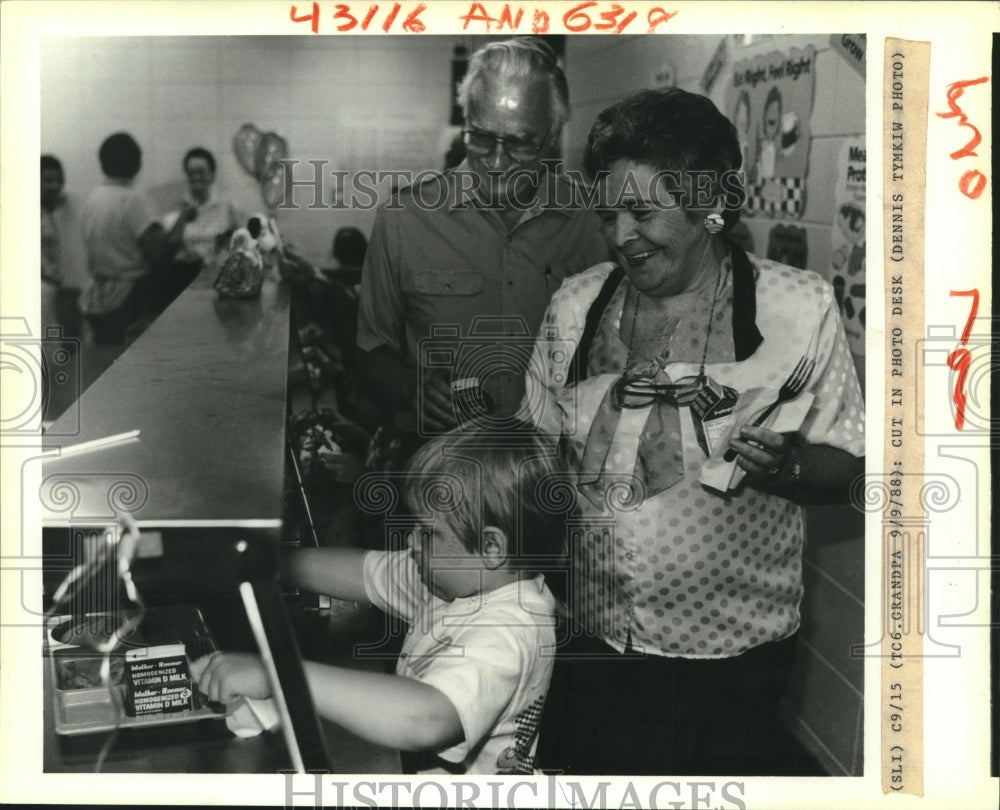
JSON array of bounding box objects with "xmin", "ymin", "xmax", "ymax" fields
[{"xmin": 357, "ymin": 165, "xmax": 609, "ymax": 418}]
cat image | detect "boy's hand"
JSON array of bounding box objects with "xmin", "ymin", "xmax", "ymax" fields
[{"xmin": 190, "ymin": 652, "xmax": 271, "ymax": 704}]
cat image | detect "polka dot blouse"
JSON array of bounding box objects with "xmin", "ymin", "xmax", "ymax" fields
[{"xmin": 522, "ymin": 255, "xmax": 865, "ymax": 659}]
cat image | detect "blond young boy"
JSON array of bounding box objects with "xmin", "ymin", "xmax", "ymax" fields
[{"xmin": 192, "ymin": 426, "xmax": 565, "ymax": 774}]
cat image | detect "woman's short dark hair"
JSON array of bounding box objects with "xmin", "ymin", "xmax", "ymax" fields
[
  {"xmin": 98, "ymin": 132, "xmax": 142, "ymax": 180},
  {"xmin": 584, "ymin": 88, "xmax": 745, "ymax": 229},
  {"xmin": 40, "ymin": 154, "xmax": 64, "ymax": 182},
  {"xmin": 183, "ymin": 146, "xmax": 216, "ymax": 174}
]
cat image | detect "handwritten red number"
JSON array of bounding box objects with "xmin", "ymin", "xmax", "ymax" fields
[
  {"xmin": 947, "ymin": 289, "xmax": 979, "ymax": 430},
  {"xmin": 380, "ymin": 2, "xmax": 400, "ymax": 31},
  {"xmin": 564, "ymin": 2, "xmax": 596, "ymax": 32},
  {"xmin": 361, "ymin": 5, "xmax": 379, "ymax": 29},
  {"xmin": 332, "ymin": 4, "xmax": 358, "ymax": 30},
  {"xmin": 937, "ymin": 77, "xmax": 988, "ymax": 157},
  {"xmin": 593, "ymin": 5, "xmax": 638, "ymax": 33},
  {"xmin": 958, "ymin": 169, "xmax": 987, "ymax": 200},
  {"xmin": 951, "ymin": 289, "xmax": 979, "ymax": 344},
  {"xmin": 402, "ymin": 3, "xmax": 427, "ymax": 32},
  {"xmin": 937, "ymin": 77, "xmax": 989, "ymax": 199},
  {"xmin": 290, "ymin": 2, "xmax": 319, "ymax": 33},
  {"xmin": 614, "ymin": 9, "xmax": 639, "ymax": 33},
  {"xmin": 647, "ymin": 7, "xmax": 678, "ymax": 32},
  {"xmin": 946, "ymin": 349, "xmax": 971, "ymax": 429}
]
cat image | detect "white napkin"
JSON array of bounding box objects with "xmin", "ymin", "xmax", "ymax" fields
[
  {"xmin": 700, "ymin": 388, "xmax": 814, "ymax": 492},
  {"xmin": 225, "ymin": 696, "xmax": 282, "ymax": 737}
]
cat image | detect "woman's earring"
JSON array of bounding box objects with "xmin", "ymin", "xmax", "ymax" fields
[{"xmin": 703, "ymin": 212, "xmax": 725, "ymax": 234}]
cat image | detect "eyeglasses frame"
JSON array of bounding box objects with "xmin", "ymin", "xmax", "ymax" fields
[{"xmin": 460, "ymin": 125, "xmax": 550, "ymax": 164}]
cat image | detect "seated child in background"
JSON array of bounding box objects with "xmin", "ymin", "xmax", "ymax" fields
[{"xmin": 191, "ymin": 424, "xmax": 565, "ymax": 774}]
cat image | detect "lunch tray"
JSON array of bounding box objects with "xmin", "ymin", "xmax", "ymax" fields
[{"xmin": 46, "ymin": 605, "xmax": 226, "ymax": 736}]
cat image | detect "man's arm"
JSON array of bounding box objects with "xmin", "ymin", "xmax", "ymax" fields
[
  {"xmin": 355, "ymin": 211, "xmax": 422, "ymax": 413},
  {"xmin": 356, "ymin": 346, "xmax": 457, "ymax": 431},
  {"xmin": 280, "ymin": 547, "xmax": 372, "ymax": 602},
  {"xmin": 355, "ymin": 345, "xmax": 417, "ymax": 412},
  {"xmin": 355, "ymin": 211, "xmax": 457, "ymax": 429}
]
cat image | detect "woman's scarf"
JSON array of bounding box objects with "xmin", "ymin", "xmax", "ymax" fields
[{"xmin": 575, "ymin": 243, "xmax": 762, "ymax": 508}]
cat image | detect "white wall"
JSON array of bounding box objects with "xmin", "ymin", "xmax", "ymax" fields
[{"xmin": 41, "ymin": 36, "xmax": 459, "ymax": 265}]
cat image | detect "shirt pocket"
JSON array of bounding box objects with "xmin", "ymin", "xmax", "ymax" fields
[{"xmin": 413, "ymin": 268, "xmax": 482, "ymax": 296}]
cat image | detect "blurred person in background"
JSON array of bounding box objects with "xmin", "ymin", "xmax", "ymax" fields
[
  {"xmin": 164, "ymin": 146, "xmax": 243, "ymax": 273},
  {"xmin": 41, "ymin": 154, "xmax": 88, "ymax": 340},
  {"xmin": 79, "ymin": 132, "xmax": 188, "ymax": 347}
]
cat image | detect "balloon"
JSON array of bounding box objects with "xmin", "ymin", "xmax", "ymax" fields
[
  {"xmin": 255, "ymin": 131, "xmax": 289, "ymax": 181},
  {"xmin": 233, "ymin": 123, "xmax": 262, "ymax": 177},
  {"xmin": 260, "ymin": 161, "xmax": 288, "ymax": 210}
]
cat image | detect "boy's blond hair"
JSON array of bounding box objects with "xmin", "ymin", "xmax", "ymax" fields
[{"xmin": 402, "ymin": 424, "xmax": 568, "ymax": 565}]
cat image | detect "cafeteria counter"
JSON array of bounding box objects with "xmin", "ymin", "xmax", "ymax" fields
[{"xmin": 40, "ymin": 271, "xmax": 399, "ymax": 773}]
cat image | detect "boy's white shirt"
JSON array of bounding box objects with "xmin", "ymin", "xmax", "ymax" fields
[{"xmin": 363, "ymin": 549, "xmax": 557, "ymax": 774}]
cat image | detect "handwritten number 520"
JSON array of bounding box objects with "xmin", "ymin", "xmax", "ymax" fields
[{"xmin": 936, "ymin": 77, "xmax": 989, "ymax": 200}]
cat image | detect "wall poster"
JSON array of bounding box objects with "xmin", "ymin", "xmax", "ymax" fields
[
  {"xmin": 831, "ymin": 135, "xmax": 867, "ymax": 364},
  {"xmin": 726, "ymin": 45, "xmax": 817, "ymax": 218}
]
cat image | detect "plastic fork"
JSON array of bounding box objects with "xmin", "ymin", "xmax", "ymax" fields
[{"xmin": 723, "ymin": 356, "xmax": 815, "ymax": 462}]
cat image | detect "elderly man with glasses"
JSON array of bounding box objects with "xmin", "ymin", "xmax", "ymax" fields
[{"xmin": 356, "ymin": 37, "xmax": 608, "ymax": 455}]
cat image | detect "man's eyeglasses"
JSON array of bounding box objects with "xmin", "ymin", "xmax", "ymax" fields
[
  {"xmin": 612, "ymin": 375, "xmax": 708, "ymax": 409},
  {"xmin": 461, "ymin": 127, "xmax": 547, "ymax": 163}
]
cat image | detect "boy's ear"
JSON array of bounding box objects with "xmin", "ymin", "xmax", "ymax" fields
[{"xmin": 480, "ymin": 526, "xmax": 509, "ymax": 571}]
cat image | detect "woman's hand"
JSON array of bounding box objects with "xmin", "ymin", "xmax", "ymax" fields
[
  {"xmin": 728, "ymin": 425, "xmax": 791, "ymax": 482},
  {"xmin": 190, "ymin": 651, "xmax": 271, "ymax": 704},
  {"xmin": 729, "ymin": 428, "xmax": 865, "ymax": 505}
]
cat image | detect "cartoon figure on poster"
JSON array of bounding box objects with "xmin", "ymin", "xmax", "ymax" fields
[
  {"xmin": 757, "ymin": 86, "xmax": 801, "ymax": 180},
  {"xmin": 732, "ymin": 89, "xmax": 755, "ymax": 184},
  {"xmin": 726, "ymin": 46, "xmax": 816, "ymax": 217},
  {"xmin": 830, "ymin": 136, "xmax": 866, "ymax": 362}
]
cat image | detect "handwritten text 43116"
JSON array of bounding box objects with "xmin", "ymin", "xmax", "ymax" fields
[{"xmin": 289, "ymin": 2, "xmax": 679, "ymax": 35}]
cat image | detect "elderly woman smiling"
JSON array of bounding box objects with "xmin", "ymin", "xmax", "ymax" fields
[{"xmin": 524, "ymin": 88, "xmax": 864, "ymax": 775}]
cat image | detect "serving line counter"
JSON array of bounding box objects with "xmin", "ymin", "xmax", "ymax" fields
[{"xmin": 41, "ymin": 272, "xmax": 399, "ymax": 773}]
